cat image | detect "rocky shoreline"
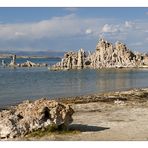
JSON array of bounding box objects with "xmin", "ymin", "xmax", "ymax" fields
[
  {"xmin": 1, "ymin": 87, "xmax": 148, "ymax": 140},
  {"xmin": 58, "ymin": 87, "xmax": 148, "ymax": 104}
]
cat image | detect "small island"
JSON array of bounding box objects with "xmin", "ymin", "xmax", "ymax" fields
[{"xmin": 1, "ymin": 55, "xmax": 49, "ymax": 68}]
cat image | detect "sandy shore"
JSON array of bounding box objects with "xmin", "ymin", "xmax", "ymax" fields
[{"xmin": 16, "ymin": 88, "xmax": 148, "ymax": 141}]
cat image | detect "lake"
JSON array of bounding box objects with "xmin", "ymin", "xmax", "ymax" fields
[{"xmin": 0, "ymin": 58, "xmax": 148, "ymax": 107}]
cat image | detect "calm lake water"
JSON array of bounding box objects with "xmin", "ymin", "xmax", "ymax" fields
[{"xmin": 0, "ymin": 58, "xmax": 148, "ymax": 107}]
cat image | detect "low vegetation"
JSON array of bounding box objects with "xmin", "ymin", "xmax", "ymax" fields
[{"xmin": 25, "ymin": 124, "xmax": 80, "ymax": 138}]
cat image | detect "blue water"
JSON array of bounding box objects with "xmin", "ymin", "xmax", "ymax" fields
[{"xmin": 0, "ymin": 58, "xmax": 148, "ymax": 107}]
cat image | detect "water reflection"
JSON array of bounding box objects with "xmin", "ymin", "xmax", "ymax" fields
[
  {"xmin": 95, "ymin": 69, "xmax": 136, "ymax": 92},
  {"xmin": 0, "ymin": 67, "xmax": 148, "ymax": 107}
]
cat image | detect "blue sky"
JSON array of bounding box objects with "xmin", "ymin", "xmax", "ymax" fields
[{"xmin": 0, "ymin": 7, "xmax": 148, "ymax": 52}]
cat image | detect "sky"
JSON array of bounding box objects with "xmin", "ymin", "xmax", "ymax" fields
[{"xmin": 0, "ymin": 7, "xmax": 148, "ymax": 53}]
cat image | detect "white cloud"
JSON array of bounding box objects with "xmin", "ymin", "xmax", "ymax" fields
[
  {"xmin": 101, "ymin": 24, "xmax": 119, "ymax": 33},
  {"xmin": 129, "ymin": 42, "xmax": 143, "ymax": 46},
  {"xmin": 0, "ymin": 14, "xmax": 102, "ymax": 41},
  {"xmin": 124, "ymin": 21, "xmax": 135, "ymax": 28},
  {"xmin": 85, "ymin": 29, "xmax": 93, "ymax": 34},
  {"xmin": 64, "ymin": 8, "xmax": 78, "ymax": 12},
  {"xmin": 101, "ymin": 21, "xmax": 135, "ymax": 34},
  {"xmin": 0, "ymin": 14, "xmax": 147, "ymax": 52},
  {"xmin": 15, "ymin": 32, "xmax": 26, "ymax": 37},
  {"xmin": 125, "ymin": 21, "xmax": 133, "ymax": 28}
]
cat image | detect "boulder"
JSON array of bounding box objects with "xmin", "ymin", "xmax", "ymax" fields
[{"xmin": 0, "ymin": 99, "xmax": 74, "ymax": 139}]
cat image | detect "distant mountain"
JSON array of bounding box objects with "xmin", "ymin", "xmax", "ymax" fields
[{"xmin": 0, "ymin": 51, "xmax": 65, "ymax": 58}]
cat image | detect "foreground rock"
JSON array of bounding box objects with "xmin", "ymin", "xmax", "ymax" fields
[
  {"xmin": 18, "ymin": 88, "xmax": 148, "ymax": 141},
  {"xmin": 50, "ymin": 38, "xmax": 148, "ymax": 70},
  {"xmin": 0, "ymin": 99, "xmax": 74, "ymax": 139}
]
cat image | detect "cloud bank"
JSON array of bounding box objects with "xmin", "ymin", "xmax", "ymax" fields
[{"xmin": 0, "ymin": 13, "xmax": 147, "ymax": 52}]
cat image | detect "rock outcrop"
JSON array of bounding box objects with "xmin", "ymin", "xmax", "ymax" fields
[
  {"xmin": 1, "ymin": 54, "xmax": 48, "ymax": 68},
  {"xmin": 50, "ymin": 38, "xmax": 148, "ymax": 70},
  {"xmin": 49, "ymin": 48, "xmax": 86, "ymax": 70},
  {"xmin": 8, "ymin": 60, "xmax": 47, "ymax": 68},
  {"xmin": 88, "ymin": 39, "xmax": 138, "ymax": 68},
  {"xmin": 0, "ymin": 99, "xmax": 74, "ymax": 139},
  {"xmin": 9, "ymin": 55, "xmax": 16, "ymax": 66}
]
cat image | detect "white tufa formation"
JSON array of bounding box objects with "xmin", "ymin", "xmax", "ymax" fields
[
  {"xmin": 50, "ymin": 38, "xmax": 148, "ymax": 70},
  {"xmin": 0, "ymin": 99, "xmax": 74, "ymax": 139}
]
